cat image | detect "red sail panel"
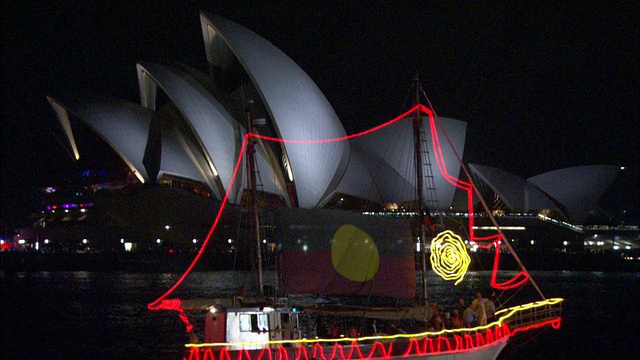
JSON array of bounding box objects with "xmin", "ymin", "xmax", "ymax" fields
[{"xmin": 277, "ymin": 208, "xmax": 416, "ymax": 299}]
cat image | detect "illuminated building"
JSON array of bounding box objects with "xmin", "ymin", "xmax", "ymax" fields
[{"xmin": 11, "ymin": 14, "xmax": 630, "ymax": 258}]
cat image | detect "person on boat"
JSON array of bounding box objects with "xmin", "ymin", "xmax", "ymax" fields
[
  {"xmin": 428, "ymin": 305, "xmax": 444, "ymax": 331},
  {"xmin": 443, "ymin": 312, "xmax": 453, "ymax": 329},
  {"xmin": 456, "ymin": 298, "xmax": 466, "ymax": 316},
  {"xmin": 348, "ymin": 326, "xmax": 359, "ymax": 338},
  {"xmin": 462, "ymin": 304, "xmax": 479, "ymax": 327},
  {"xmin": 329, "ymin": 320, "xmax": 341, "ymax": 338},
  {"xmin": 368, "ymin": 319, "xmax": 378, "ymax": 335},
  {"xmin": 471, "ymin": 292, "xmax": 488, "ymax": 326},
  {"xmin": 451, "ymin": 310, "xmax": 464, "ymax": 329},
  {"xmin": 281, "ymin": 314, "xmax": 294, "ymax": 340},
  {"xmin": 485, "ymin": 294, "xmax": 496, "ymax": 324},
  {"xmin": 233, "ymin": 285, "xmax": 245, "ymax": 306},
  {"xmin": 316, "ymin": 315, "xmax": 329, "ymax": 338}
]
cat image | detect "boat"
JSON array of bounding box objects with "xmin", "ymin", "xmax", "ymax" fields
[{"xmin": 148, "ymin": 27, "xmax": 563, "ymax": 360}]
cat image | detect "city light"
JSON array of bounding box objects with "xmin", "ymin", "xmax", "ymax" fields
[{"xmin": 473, "ymin": 226, "xmax": 526, "ymax": 230}]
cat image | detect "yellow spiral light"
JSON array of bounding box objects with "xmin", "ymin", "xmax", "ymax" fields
[{"xmin": 430, "ymin": 230, "xmax": 470, "ymax": 285}]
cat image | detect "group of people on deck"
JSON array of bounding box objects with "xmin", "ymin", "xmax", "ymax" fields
[
  {"xmin": 428, "ymin": 291, "xmax": 497, "ymax": 331},
  {"xmin": 313, "ymin": 291, "xmax": 498, "ymax": 338}
]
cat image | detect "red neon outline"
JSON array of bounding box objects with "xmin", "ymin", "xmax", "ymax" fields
[
  {"xmin": 276, "ymin": 347, "xmax": 288, "ymax": 360},
  {"xmin": 184, "ymin": 323, "xmax": 520, "ymax": 360},
  {"xmin": 509, "ymin": 318, "xmax": 562, "ymax": 336},
  {"xmin": 419, "ymin": 104, "xmax": 529, "ymax": 289},
  {"xmin": 149, "ymin": 104, "xmax": 534, "ymax": 332},
  {"xmin": 295, "ymin": 346, "xmax": 309, "ymax": 360},
  {"xmin": 147, "ymin": 135, "xmax": 250, "ymax": 330}
]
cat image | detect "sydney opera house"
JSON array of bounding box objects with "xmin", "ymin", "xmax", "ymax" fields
[{"xmin": 9, "ymin": 13, "xmax": 632, "ymax": 262}]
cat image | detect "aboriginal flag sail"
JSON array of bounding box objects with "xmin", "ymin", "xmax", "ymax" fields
[{"xmin": 275, "ymin": 207, "xmax": 416, "ymax": 299}]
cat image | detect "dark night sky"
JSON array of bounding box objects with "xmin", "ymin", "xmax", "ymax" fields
[{"xmin": 2, "ymin": 1, "xmax": 638, "ymax": 229}]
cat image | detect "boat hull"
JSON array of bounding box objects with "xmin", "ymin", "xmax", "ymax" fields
[
  {"xmin": 404, "ymin": 337, "xmax": 508, "ymax": 360},
  {"xmin": 185, "ymin": 328, "xmax": 510, "ymax": 360}
]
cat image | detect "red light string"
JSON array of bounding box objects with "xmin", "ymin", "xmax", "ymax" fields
[
  {"xmin": 149, "ymin": 104, "xmax": 535, "ymax": 331},
  {"xmin": 510, "ymin": 318, "xmax": 562, "ymax": 335},
  {"xmin": 147, "ymin": 135, "xmax": 251, "ymax": 330},
  {"xmin": 147, "ymin": 108, "xmax": 418, "ymax": 329},
  {"xmin": 419, "ymin": 104, "xmax": 529, "ymax": 289},
  {"xmin": 184, "ymin": 324, "xmax": 513, "ymax": 360},
  {"xmin": 251, "ymin": 106, "xmax": 417, "ymax": 144}
]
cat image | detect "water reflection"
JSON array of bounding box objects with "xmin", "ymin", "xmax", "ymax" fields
[{"xmin": 2, "ymin": 271, "xmax": 638, "ymax": 359}]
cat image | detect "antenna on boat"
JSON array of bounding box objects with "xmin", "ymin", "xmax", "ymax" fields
[
  {"xmin": 245, "ymin": 97, "xmax": 264, "ymax": 297},
  {"xmin": 412, "ymin": 73, "xmax": 429, "ymax": 306}
]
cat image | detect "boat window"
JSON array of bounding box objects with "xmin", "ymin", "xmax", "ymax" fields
[
  {"xmin": 239, "ymin": 313, "xmax": 269, "ymax": 333},
  {"xmin": 257, "ymin": 313, "xmax": 269, "ymax": 332},
  {"xmin": 239, "ymin": 314, "xmax": 252, "ymax": 332}
]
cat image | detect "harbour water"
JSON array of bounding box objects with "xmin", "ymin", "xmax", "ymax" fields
[{"xmin": 1, "ymin": 270, "xmax": 638, "ymax": 359}]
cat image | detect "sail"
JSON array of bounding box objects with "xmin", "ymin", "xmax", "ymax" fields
[{"xmin": 276, "ymin": 207, "xmax": 416, "ymax": 299}]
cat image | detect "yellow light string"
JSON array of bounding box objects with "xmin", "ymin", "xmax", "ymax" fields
[
  {"xmin": 494, "ymin": 297, "xmax": 564, "ymax": 319},
  {"xmin": 429, "ymin": 230, "xmax": 471, "ymax": 285},
  {"xmin": 186, "ymin": 298, "xmax": 562, "ymax": 350}
]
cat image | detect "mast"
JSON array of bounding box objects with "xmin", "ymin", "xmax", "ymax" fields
[
  {"xmin": 245, "ymin": 99, "xmax": 264, "ymax": 296},
  {"xmin": 412, "ymin": 74, "xmax": 429, "ymax": 305}
]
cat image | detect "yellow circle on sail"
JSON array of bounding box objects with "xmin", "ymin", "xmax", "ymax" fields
[
  {"xmin": 430, "ymin": 230, "xmax": 471, "ymax": 285},
  {"xmin": 331, "ymin": 224, "xmax": 380, "ymax": 282}
]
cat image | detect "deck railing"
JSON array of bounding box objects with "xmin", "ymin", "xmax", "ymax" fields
[{"xmin": 496, "ymin": 298, "xmax": 563, "ymax": 331}]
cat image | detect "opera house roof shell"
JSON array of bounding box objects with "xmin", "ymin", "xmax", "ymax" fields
[
  {"xmin": 46, "ymin": 13, "xmax": 619, "ymax": 225},
  {"xmin": 469, "ymin": 164, "xmax": 619, "ymax": 223}
]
